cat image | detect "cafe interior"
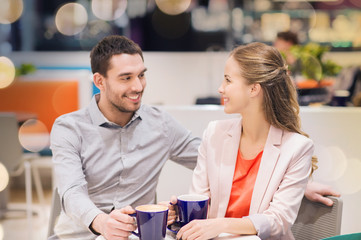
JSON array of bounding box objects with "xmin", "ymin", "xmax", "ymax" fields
[{"xmin": 1, "ymin": 0, "xmax": 361, "ymax": 239}]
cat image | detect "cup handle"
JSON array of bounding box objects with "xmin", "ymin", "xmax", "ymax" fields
[
  {"xmin": 167, "ymin": 221, "xmax": 181, "ymax": 234},
  {"xmin": 129, "ymin": 213, "xmax": 140, "ymax": 237}
]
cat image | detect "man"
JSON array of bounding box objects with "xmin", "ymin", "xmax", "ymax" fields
[
  {"xmin": 273, "ymin": 31, "xmax": 299, "ymax": 67},
  {"xmin": 49, "ymin": 35, "xmax": 200, "ymax": 240},
  {"xmin": 50, "ymin": 35, "xmax": 339, "ymax": 240}
]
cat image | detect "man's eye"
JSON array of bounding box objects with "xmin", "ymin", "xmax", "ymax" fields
[{"xmin": 121, "ymin": 76, "xmax": 131, "ymax": 81}]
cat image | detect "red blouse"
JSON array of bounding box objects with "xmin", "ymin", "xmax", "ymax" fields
[{"xmin": 225, "ymin": 149, "xmax": 263, "ymax": 218}]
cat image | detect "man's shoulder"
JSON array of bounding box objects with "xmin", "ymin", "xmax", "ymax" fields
[
  {"xmin": 54, "ymin": 108, "xmax": 89, "ymax": 126},
  {"xmin": 140, "ymin": 105, "xmax": 170, "ymax": 118}
]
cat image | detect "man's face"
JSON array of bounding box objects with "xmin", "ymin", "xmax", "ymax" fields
[
  {"xmin": 102, "ymin": 53, "xmax": 147, "ymax": 113},
  {"xmin": 274, "ymin": 38, "xmax": 293, "ymax": 52}
]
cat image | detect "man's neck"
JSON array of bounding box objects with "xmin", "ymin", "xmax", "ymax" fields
[{"xmin": 96, "ymin": 95, "xmax": 134, "ymax": 127}]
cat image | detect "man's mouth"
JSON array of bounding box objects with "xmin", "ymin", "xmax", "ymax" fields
[{"xmin": 127, "ymin": 94, "xmax": 141, "ymax": 102}]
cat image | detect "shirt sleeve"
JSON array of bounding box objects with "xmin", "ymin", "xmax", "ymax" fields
[
  {"xmin": 189, "ymin": 122, "xmax": 211, "ymax": 198},
  {"xmin": 164, "ymin": 111, "xmax": 201, "ymax": 170},
  {"xmin": 50, "ymin": 117, "xmax": 103, "ymax": 232}
]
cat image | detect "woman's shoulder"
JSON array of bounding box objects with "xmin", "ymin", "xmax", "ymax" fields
[
  {"xmin": 205, "ymin": 118, "xmax": 241, "ymax": 135},
  {"xmin": 281, "ymin": 129, "xmax": 314, "ymax": 150}
]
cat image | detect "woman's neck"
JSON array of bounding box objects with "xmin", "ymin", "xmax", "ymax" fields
[{"xmin": 241, "ymin": 112, "xmax": 270, "ymax": 143}]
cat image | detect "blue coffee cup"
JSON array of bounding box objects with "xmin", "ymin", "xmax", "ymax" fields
[
  {"xmin": 168, "ymin": 194, "xmax": 209, "ymax": 233},
  {"xmin": 177, "ymin": 194, "xmax": 209, "ymax": 226},
  {"xmin": 131, "ymin": 204, "xmax": 169, "ymax": 240}
]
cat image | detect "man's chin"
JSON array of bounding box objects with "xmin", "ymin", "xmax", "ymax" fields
[{"xmin": 118, "ymin": 103, "xmax": 141, "ymax": 113}]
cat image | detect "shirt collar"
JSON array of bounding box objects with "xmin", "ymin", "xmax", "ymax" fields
[{"xmin": 88, "ymin": 94, "xmax": 143, "ymax": 128}]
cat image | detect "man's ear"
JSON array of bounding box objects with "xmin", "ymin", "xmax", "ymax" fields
[{"xmin": 93, "ymin": 73, "xmax": 105, "ymax": 91}]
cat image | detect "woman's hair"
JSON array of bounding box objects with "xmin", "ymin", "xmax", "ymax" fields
[
  {"xmin": 230, "ymin": 42, "xmax": 317, "ymax": 173},
  {"xmin": 90, "ymin": 35, "xmax": 143, "ymax": 77}
]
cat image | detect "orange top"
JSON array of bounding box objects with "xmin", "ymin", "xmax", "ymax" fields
[{"xmin": 225, "ymin": 149, "xmax": 263, "ymax": 218}]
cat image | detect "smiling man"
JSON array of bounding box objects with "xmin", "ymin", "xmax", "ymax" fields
[{"xmin": 49, "ymin": 35, "xmax": 201, "ymax": 240}]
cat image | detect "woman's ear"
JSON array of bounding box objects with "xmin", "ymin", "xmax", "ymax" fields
[
  {"xmin": 93, "ymin": 73, "xmax": 105, "ymax": 91},
  {"xmin": 250, "ymin": 83, "xmax": 262, "ymax": 97}
]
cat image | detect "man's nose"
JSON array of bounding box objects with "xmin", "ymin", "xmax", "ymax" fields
[{"xmin": 132, "ymin": 77, "xmax": 144, "ymax": 92}]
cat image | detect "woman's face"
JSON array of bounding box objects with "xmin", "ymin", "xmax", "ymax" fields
[{"xmin": 218, "ymin": 56, "xmax": 253, "ymax": 114}]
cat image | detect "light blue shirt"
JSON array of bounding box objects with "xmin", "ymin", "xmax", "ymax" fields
[{"xmin": 50, "ymin": 94, "xmax": 200, "ymax": 239}]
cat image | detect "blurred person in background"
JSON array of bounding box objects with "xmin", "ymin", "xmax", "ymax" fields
[{"xmin": 273, "ymin": 31, "xmax": 299, "ymax": 67}]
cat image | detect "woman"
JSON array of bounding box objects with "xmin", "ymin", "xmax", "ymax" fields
[{"xmin": 176, "ymin": 42, "xmax": 316, "ymax": 240}]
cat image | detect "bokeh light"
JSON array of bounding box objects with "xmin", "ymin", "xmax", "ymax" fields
[
  {"xmin": 0, "ymin": 223, "xmax": 4, "ymax": 240},
  {"xmin": 18, "ymin": 119, "xmax": 50, "ymax": 153},
  {"xmin": 281, "ymin": 0, "xmax": 316, "ymax": 31},
  {"xmin": 155, "ymin": 0, "xmax": 191, "ymax": 16},
  {"xmin": 335, "ymin": 157, "xmax": 361, "ymax": 194},
  {"xmin": 315, "ymin": 146, "xmax": 347, "ymax": 182},
  {"xmin": 79, "ymin": 20, "xmax": 112, "ymax": 50},
  {"xmin": 0, "ymin": 162, "xmax": 9, "ymax": 192},
  {"xmin": 0, "ymin": 56, "xmax": 16, "ymax": 89},
  {"xmin": 91, "ymin": 0, "xmax": 127, "ymax": 21},
  {"xmin": 55, "ymin": 3, "xmax": 88, "ymax": 36},
  {"xmin": 261, "ymin": 13, "xmax": 290, "ymax": 42},
  {"xmin": 0, "ymin": 0, "xmax": 24, "ymax": 24}
]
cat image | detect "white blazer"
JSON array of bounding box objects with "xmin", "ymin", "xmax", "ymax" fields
[{"xmin": 190, "ymin": 118, "xmax": 313, "ymax": 240}]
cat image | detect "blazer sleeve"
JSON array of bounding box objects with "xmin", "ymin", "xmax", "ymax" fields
[{"xmin": 248, "ymin": 135, "xmax": 314, "ymax": 239}]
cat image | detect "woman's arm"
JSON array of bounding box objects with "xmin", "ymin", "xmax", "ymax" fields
[{"xmin": 176, "ymin": 218, "xmax": 257, "ymax": 240}]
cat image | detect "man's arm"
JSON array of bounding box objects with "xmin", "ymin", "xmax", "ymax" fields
[
  {"xmin": 50, "ymin": 118, "xmax": 103, "ymax": 229},
  {"xmin": 165, "ymin": 112, "xmax": 201, "ymax": 169},
  {"xmin": 305, "ymin": 181, "xmax": 341, "ymax": 206}
]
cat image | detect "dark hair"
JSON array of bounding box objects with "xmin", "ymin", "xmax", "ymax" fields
[
  {"xmin": 90, "ymin": 35, "xmax": 143, "ymax": 77},
  {"xmin": 276, "ymin": 31, "xmax": 299, "ymax": 45}
]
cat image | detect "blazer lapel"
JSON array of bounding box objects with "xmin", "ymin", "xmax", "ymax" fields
[
  {"xmin": 249, "ymin": 125, "xmax": 283, "ymax": 214},
  {"xmin": 217, "ymin": 119, "xmax": 242, "ymax": 217}
]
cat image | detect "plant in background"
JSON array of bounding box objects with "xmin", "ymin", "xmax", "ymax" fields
[
  {"xmin": 15, "ymin": 63, "xmax": 37, "ymax": 76},
  {"xmin": 289, "ymin": 43, "xmax": 342, "ymax": 82}
]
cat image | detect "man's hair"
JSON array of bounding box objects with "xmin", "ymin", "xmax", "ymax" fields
[
  {"xmin": 276, "ymin": 31, "xmax": 299, "ymax": 45},
  {"xmin": 90, "ymin": 35, "xmax": 143, "ymax": 77}
]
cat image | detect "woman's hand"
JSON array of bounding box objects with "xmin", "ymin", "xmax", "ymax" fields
[
  {"xmin": 158, "ymin": 195, "xmax": 178, "ymax": 225},
  {"xmin": 176, "ymin": 218, "xmax": 224, "ymax": 240}
]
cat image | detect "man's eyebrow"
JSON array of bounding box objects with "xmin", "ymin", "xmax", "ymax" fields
[{"xmin": 118, "ymin": 68, "xmax": 147, "ymax": 77}]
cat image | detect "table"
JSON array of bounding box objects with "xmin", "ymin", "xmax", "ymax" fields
[{"xmin": 96, "ymin": 231, "xmax": 260, "ymax": 240}]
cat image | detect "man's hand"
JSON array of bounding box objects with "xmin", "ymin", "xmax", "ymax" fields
[
  {"xmin": 305, "ymin": 181, "xmax": 341, "ymax": 206},
  {"xmin": 158, "ymin": 195, "xmax": 178, "ymax": 225},
  {"xmin": 91, "ymin": 206, "xmax": 136, "ymax": 240}
]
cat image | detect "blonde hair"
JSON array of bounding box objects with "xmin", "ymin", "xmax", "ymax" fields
[{"xmin": 230, "ymin": 42, "xmax": 317, "ymax": 174}]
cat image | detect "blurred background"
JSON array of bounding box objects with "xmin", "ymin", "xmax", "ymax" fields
[
  {"xmin": 1, "ymin": 0, "xmax": 361, "ymax": 52},
  {"xmin": 1, "ymin": 1, "xmax": 361, "ymax": 240}
]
